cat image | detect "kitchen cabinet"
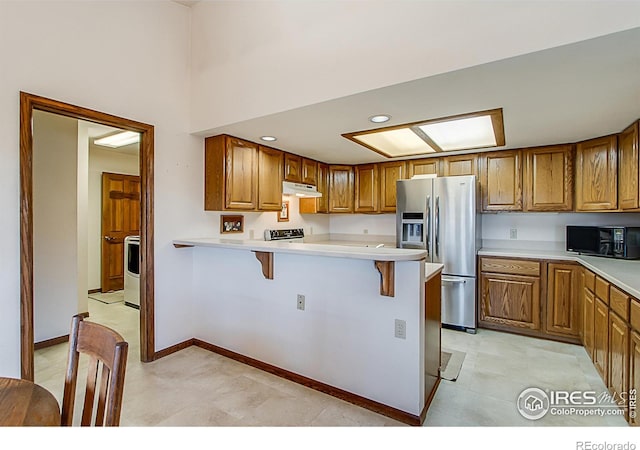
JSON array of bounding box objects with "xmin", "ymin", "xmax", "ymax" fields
[
  {"xmin": 442, "ymin": 154, "xmax": 477, "ymax": 177},
  {"xmin": 618, "ymin": 121, "xmax": 639, "ymax": 210},
  {"xmin": 302, "ymin": 158, "xmax": 318, "ymax": 185},
  {"xmin": 408, "ymin": 158, "xmax": 441, "ymax": 178},
  {"xmin": 608, "ymin": 311, "xmax": 629, "ymax": 417},
  {"xmin": 284, "ymin": 153, "xmax": 302, "ymax": 183},
  {"xmin": 479, "ymin": 257, "xmax": 541, "ymax": 332},
  {"xmin": 354, "ymin": 163, "xmax": 379, "ymax": 213},
  {"xmin": 523, "ymin": 145, "xmax": 574, "ymax": 211},
  {"xmin": 257, "ymin": 146, "xmax": 284, "ymax": 211},
  {"xmin": 329, "ymin": 165, "xmax": 354, "ymax": 213},
  {"xmin": 480, "ymin": 150, "xmax": 522, "ymax": 211},
  {"xmin": 575, "ymin": 135, "xmax": 618, "ymax": 211},
  {"xmin": 583, "ymin": 286, "xmax": 596, "ymax": 359},
  {"xmin": 379, "ymin": 161, "xmax": 407, "ymax": 213},
  {"xmin": 630, "ymin": 329, "xmax": 640, "ymax": 426},
  {"xmin": 205, "ymin": 135, "xmax": 258, "ymax": 211},
  {"xmin": 299, "ymin": 162, "xmax": 330, "ymax": 214},
  {"xmin": 594, "ymin": 297, "xmax": 609, "ymax": 385},
  {"xmin": 545, "ymin": 262, "xmax": 580, "ymax": 338}
]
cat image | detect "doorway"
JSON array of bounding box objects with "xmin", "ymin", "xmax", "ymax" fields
[{"xmin": 20, "ymin": 92, "xmax": 155, "ymax": 381}]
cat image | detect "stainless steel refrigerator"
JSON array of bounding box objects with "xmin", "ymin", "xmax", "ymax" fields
[{"xmin": 396, "ymin": 175, "xmax": 481, "ymax": 332}]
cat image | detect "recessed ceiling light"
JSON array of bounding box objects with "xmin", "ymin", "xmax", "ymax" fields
[
  {"xmin": 94, "ymin": 131, "xmax": 140, "ymax": 148},
  {"xmin": 369, "ymin": 115, "xmax": 391, "ymax": 123},
  {"xmin": 343, "ymin": 108, "xmax": 504, "ymax": 158},
  {"xmin": 260, "ymin": 136, "xmax": 277, "ymax": 142}
]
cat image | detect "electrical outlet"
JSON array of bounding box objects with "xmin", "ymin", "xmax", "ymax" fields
[
  {"xmin": 309, "ymin": 227, "xmax": 313, "ymax": 235},
  {"xmin": 363, "ymin": 229, "xmax": 369, "ymax": 234},
  {"xmin": 249, "ymin": 229, "xmax": 254, "ymax": 239},
  {"xmin": 510, "ymin": 228, "xmax": 518, "ymax": 240},
  {"xmin": 394, "ymin": 319, "xmax": 406, "ymax": 339},
  {"xmin": 297, "ymin": 294, "xmax": 305, "ymax": 311}
]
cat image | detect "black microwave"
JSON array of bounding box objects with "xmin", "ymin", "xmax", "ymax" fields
[{"xmin": 566, "ymin": 226, "xmax": 640, "ymax": 259}]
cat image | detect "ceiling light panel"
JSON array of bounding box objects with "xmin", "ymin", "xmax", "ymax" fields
[
  {"xmin": 94, "ymin": 131, "xmax": 140, "ymax": 148},
  {"xmin": 418, "ymin": 115, "xmax": 497, "ymax": 151},
  {"xmin": 353, "ymin": 128, "xmax": 436, "ymax": 157}
]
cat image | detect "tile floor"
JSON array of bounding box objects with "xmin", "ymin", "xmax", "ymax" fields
[{"xmin": 34, "ymin": 297, "xmax": 628, "ymax": 428}]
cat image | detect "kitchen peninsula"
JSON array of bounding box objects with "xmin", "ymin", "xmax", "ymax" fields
[{"xmin": 173, "ymin": 237, "xmax": 442, "ymax": 425}]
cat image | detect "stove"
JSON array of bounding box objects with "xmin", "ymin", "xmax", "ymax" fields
[{"xmin": 264, "ymin": 228, "xmax": 305, "ymax": 242}]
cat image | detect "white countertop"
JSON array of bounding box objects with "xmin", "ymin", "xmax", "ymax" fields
[
  {"xmin": 479, "ymin": 247, "xmax": 640, "ymax": 299},
  {"xmin": 425, "ymin": 263, "xmax": 444, "ymax": 282},
  {"xmin": 173, "ymin": 238, "xmax": 427, "ymax": 262}
]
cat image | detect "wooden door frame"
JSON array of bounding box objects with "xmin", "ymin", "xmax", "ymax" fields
[{"xmin": 20, "ymin": 92, "xmax": 155, "ymax": 380}]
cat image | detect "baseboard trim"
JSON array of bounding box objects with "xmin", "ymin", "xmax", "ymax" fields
[
  {"xmin": 34, "ymin": 334, "xmax": 69, "ymax": 350},
  {"xmin": 153, "ymin": 338, "xmax": 195, "ymax": 360},
  {"xmin": 192, "ymin": 338, "xmax": 423, "ymax": 426},
  {"xmin": 88, "ymin": 288, "xmax": 101, "ymax": 294}
]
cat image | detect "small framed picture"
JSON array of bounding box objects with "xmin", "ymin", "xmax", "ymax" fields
[
  {"xmin": 278, "ymin": 201, "xmax": 289, "ymax": 222},
  {"xmin": 220, "ymin": 215, "xmax": 244, "ymax": 233}
]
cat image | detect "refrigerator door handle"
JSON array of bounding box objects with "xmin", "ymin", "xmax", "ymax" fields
[
  {"xmin": 435, "ymin": 196, "xmax": 440, "ymax": 257},
  {"xmin": 442, "ymin": 276, "xmax": 467, "ymax": 284},
  {"xmin": 425, "ymin": 195, "xmax": 431, "ymax": 257}
]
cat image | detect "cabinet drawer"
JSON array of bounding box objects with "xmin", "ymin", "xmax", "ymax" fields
[
  {"xmin": 584, "ymin": 270, "xmax": 595, "ymax": 292},
  {"xmin": 480, "ymin": 257, "xmax": 540, "ymax": 276},
  {"xmin": 610, "ymin": 286, "xmax": 630, "ymax": 322},
  {"xmin": 631, "ymin": 298, "xmax": 640, "ymax": 331},
  {"xmin": 595, "ymin": 277, "xmax": 610, "ymax": 304}
]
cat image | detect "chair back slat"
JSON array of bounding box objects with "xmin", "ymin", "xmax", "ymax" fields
[{"xmin": 62, "ymin": 314, "xmax": 128, "ymax": 426}]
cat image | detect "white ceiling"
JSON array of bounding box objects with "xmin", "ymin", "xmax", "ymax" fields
[
  {"xmin": 199, "ymin": 27, "xmax": 640, "ymax": 165},
  {"xmin": 83, "ymin": 121, "xmax": 139, "ymax": 157}
]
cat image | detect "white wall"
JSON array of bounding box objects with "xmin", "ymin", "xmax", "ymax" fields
[
  {"xmin": 87, "ymin": 146, "xmax": 140, "ymax": 291},
  {"xmin": 329, "ymin": 214, "xmax": 396, "ymax": 242},
  {"xmin": 190, "ymin": 1, "xmax": 640, "ymax": 133},
  {"xmin": 32, "ymin": 111, "xmax": 80, "ymax": 343},
  {"xmin": 0, "ymin": 1, "xmax": 201, "ymax": 377}
]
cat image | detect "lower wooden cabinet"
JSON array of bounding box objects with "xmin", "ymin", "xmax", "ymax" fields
[
  {"xmin": 608, "ymin": 311, "xmax": 629, "ymax": 418},
  {"xmin": 630, "ymin": 330, "xmax": 640, "ymax": 426},
  {"xmin": 479, "ymin": 272, "xmax": 541, "ymax": 331},
  {"xmin": 583, "ymin": 287, "xmax": 595, "ymax": 359},
  {"xmin": 545, "ymin": 263, "xmax": 580, "ymax": 338},
  {"xmin": 594, "ymin": 298, "xmax": 609, "ymax": 385}
]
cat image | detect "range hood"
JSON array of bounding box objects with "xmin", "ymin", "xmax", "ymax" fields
[{"xmin": 282, "ymin": 181, "xmax": 322, "ymax": 198}]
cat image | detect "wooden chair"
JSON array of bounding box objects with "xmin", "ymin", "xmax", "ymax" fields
[{"xmin": 61, "ymin": 314, "xmax": 128, "ymax": 426}]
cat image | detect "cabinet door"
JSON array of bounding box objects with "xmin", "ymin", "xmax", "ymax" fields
[
  {"xmin": 481, "ymin": 150, "xmax": 522, "ymax": 211},
  {"xmin": 594, "ymin": 297, "xmax": 609, "ymax": 384},
  {"xmin": 284, "ymin": 153, "xmax": 302, "ymax": 183},
  {"xmin": 302, "ymin": 158, "xmax": 318, "ymax": 185},
  {"xmin": 523, "ymin": 145, "xmax": 574, "ymax": 211},
  {"xmin": 443, "ymin": 155, "xmax": 477, "ymax": 177},
  {"xmin": 479, "ymin": 272, "xmax": 540, "ymax": 331},
  {"xmin": 583, "ymin": 287, "xmax": 595, "ymax": 359},
  {"xmin": 225, "ymin": 137, "xmax": 258, "ymax": 210},
  {"xmin": 354, "ymin": 164, "xmax": 379, "ymax": 213},
  {"xmin": 630, "ymin": 331, "xmax": 640, "ymax": 426},
  {"xmin": 619, "ymin": 121, "xmax": 639, "ymax": 210},
  {"xmin": 379, "ymin": 161, "xmax": 407, "ymax": 213},
  {"xmin": 316, "ymin": 162, "xmax": 329, "ymax": 213},
  {"xmin": 408, "ymin": 158, "xmax": 441, "ymax": 177},
  {"xmin": 329, "ymin": 165, "xmax": 354, "ymax": 213},
  {"xmin": 257, "ymin": 146, "xmax": 283, "ymax": 211},
  {"xmin": 608, "ymin": 312, "xmax": 629, "ymax": 417},
  {"xmin": 546, "ymin": 263, "xmax": 580, "ymax": 338},
  {"xmin": 575, "ymin": 135, "xmax": 618, "ymax": 211}
]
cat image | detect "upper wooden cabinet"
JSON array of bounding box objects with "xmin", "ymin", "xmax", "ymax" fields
[
  {"xmin": 302, "ymin": 158, "xmax": 318, "ymax": 185},
  {"xmin": 284, "ymin": 153, "xmax": 302, "ymax": 183},
  {"xmin": 408, "ymin": 158, "xmax": 441, "ymax": 178},
  {"xmin": 619, "ymin": 121, "xmax": 639, "ymax": 210},
  {"xmin": 329, "ymin": 165, "xmax": 354, "ymax": 213},
  {"xmin": 354, "ymin": 164, "xmax": 379, "ymax": 213},
  {"xmin": 443, "ymin": 155, "xmax": 477, "ymax": 177},
  {"xmin": 481, "ymin": 150, "xmax": 522, "ymax": 211},
  {"xmin": 299, "ymin": 162, "xmax": 329, "ymax": 214},
  {"xmin": 205, "ymin": 135, "xmax": 258, "ymax": 211},
  {"xmin": 257, "ymin": 146, "xmax": 284, "ymax": 211},
  {"xmin": 575, "ymin": 135, "xmax": 618, "ymax": 211},
  {"xmin": 379, "ymin": 161, "xmax": 408, "ymax": 213},
  {"xmin": 523, "ymin": 145, "xmax": 574, "ymax": 211}
]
